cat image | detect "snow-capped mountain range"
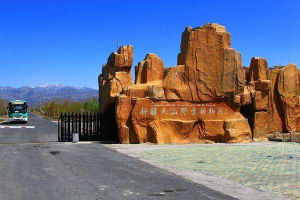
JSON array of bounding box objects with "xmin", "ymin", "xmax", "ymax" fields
[{"xmin": 0, "ymin": 84, "xmax": 98, "ymax": 105}]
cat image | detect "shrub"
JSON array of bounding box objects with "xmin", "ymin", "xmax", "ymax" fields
[
  {"xmin": 0, "ymin": 98, "xmax": 7, "ymax": 116},
  {"xmin": 41, "ymin": 98, "xmax": 99, "ymax": 119}
]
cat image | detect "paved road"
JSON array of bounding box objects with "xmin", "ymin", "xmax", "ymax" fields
[
  {"xmin": 0, "ymin": 113, "xmax": 235, "ymax": 200},
  {"xmin": 0, "ymin": 113, "xmax": 57, "ymax": 143}
]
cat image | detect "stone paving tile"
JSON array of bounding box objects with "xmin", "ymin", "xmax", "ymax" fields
[{"xmin": 142, "ymin": 142, "xmax": 300, "ymax": 199}]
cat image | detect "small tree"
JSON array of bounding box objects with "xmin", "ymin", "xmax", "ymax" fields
[
  {"xmin": 42, "ymin": 101, "xmax": 59, "ymax": 119},
  {"xmin": 0, "ymin": 98, "xmax": 8, "ymax": 116},
  {"xmin": 83, "ymin": 98, "xmax": 99, "ymax": 112}
]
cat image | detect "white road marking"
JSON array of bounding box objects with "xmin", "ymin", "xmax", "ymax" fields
[{"xmin": 0, "ymin": 126, "xmax": 35, "ymax": 129}]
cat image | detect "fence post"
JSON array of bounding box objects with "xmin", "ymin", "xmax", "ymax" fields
[
  {"xmin": 83, "ymin": 113, "xmax": 86, "ymax": 140},
  {"xmin": 79, "ymin": 112, "xmax": 81, "ymax": 140},
  {"xmin": 94, "ymin": 112, "xmax": 97, "ymax": 139},
  {"xmin": 98, "ymin": 112, "xmax": 101, "ymax": 140},
  {"xmin": 75, "ymin": 112, "xmax": 78, "ymax": 134},
  {"xmin": 86, "ymin": 112, "xmax": 89, "ymax": 140},
  {"xmin": 87, "ymin": 112, "xmax": 89, "ymax": 140},
  {"xmin": 63, "ymin": 112, "xmax": 67, "ymax": 142},
  {"xmin": 72, "ymin": 112, "xmax": 75, "ymax": 141},
  {"xmin": 89, "ymin": 112, "xmax": 93, "ymax": 138},
  {"xmin": 95, "ymin": 112, "xmax": 98, "ymax": 140},
  {"xmin": 58, "ymin": 113, "xmax": 61, "ymax": 142},
  {"xmin": 67, "ymin": 112, "xmax": 70, "ymax": 142},
  {"xmin": 99, "ymin": 113, "xmax": 102, "ymax": 140},
  {"xmin": 92, "ymin": 112, "xmax": 95, "ymax": 139}
]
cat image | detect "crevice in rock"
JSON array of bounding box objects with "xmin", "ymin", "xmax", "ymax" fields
[
  {"xmin": 240, "ymin": 103, "xmax": 255, "ymax": 139},
  {"xmin": 100, "ymin": 103, "xmax": 119, "ymax": 142}
]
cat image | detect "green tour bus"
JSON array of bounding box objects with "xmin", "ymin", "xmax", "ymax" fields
[{"xmin": 7, "ymin": 100, "xmax": 28, "ymax": 123}]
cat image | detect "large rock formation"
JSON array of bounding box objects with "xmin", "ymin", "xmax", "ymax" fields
[
  {"xmin": 98, "ymin": 45, "xmax": 133, "ymax": 113},
  {"xmin": 98, "ymin": 45, "xmax": 134, "ymax": 140},
  {"xmin": 266, "ymin": 64, "xmax": 300, "ymax": 141},
  {"xmin": 98, "ymin": 23, "xmax": 299, "ymax": 144},
  {"xmin": 242, "ymin": 59, "xmax": 300, "ymax": 142},
  {"xmin": 245, "ymin": 57, "xmax": 271, "ymax": 141}
]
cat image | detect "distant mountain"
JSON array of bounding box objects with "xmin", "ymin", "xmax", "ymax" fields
[{"xmin": 0, "ymin": 85, "xmax": 98, "ymax": 106}]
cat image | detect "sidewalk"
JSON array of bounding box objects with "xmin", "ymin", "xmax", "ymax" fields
[{"xmin": 106, "ymin": 142, "xmax": 299, "ymax": 200}]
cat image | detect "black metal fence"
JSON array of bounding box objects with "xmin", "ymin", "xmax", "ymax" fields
[{"xmin": 58, "ymin": 112, "xmax": 117, "ymax": 142}]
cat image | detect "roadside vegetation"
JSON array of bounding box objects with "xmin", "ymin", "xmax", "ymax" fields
[
  {"xmin": 0, "ymin": 98, "xmax": 8, "ymax": 117},
  {"xmin": 0, "ymin": 98, "xmax": 8, "ymax": 122},
  {"xmin": 34, "ymin": 98, "xmax": 99, "ymax": 120}
]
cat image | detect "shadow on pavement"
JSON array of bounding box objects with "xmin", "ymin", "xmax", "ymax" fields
[{"xmin": 0, "ymin": 121, "xmax": 27, "ymax": 125}]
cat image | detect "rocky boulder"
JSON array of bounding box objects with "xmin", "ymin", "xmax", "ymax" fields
[
  {"xmin": 98, "ymin": 45, "xmax": 133, "ymax": 113},
  {"xmin": 247, "ymin": 57, "xmax": 269, "ymax": 82},
  {"xmin": 165, "ymin": 23, "xmax": 245, "ymax": 103},
  {"xmin": 271, "ymin": 64, "xmax": 300, "ymax": 133},
  {"xmin": 135, "ymin": 54, "xmax": 165, "ymax": 84}
]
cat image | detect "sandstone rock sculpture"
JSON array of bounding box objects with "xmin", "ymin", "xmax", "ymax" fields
[
  {"xmin": 98, "ymin": 23, "xmax": 299, "ymax": 144},
  {"xmin": 242, "ymin": 60, "xmax": 300, "ymax": 142},
  {"xmin": 98, "ymin": 45, "xmax": 133, "ymax": 113},
  {"xmin": 267, "ymin": 64, "xmax": 300, "ymax": 135}
]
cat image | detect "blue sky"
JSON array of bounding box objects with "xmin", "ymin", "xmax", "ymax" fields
[{"xmin": 0, "ymin": 0, "xmax": 299, "ymax": 89}]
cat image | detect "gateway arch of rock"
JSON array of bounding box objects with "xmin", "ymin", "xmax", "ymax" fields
[{"xmin": 98, "ymin": 23, "xmax": 300, "ymax": 144}]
